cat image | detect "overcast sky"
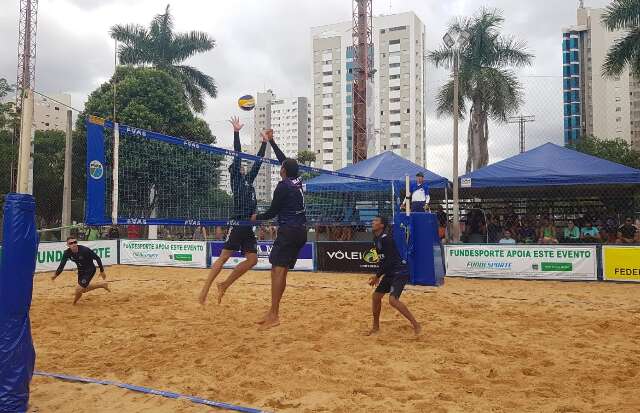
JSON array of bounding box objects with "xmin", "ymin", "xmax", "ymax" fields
[{"xmin": 0, "ymin": 0, "xmax": 613, "ymax": 178}]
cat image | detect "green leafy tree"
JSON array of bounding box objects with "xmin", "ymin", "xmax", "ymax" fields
[
  {"xmin": 428, "ymin": 8, "xmax": 534, "ymax": 172},
  {"xmin": 110, "ymin": 4, "xmax": 217, "ymax": 113},
  {"xmin": 33, "ymin": 130, "xmax": 65, "ymax": 226},
  {"xmin": 297, "ymin": 150, "xmax": 316, "ymax": 166},
  {"xmin": 74, "ymin": 67, "xmax": 228, "ymax": 222},
  {"xmin": 602, "ymin": 0, "xmax": 640, "ymax": 78},
  {"xmin": 568, "ymin": 135, "xmax": 640, "ymax": 169},
  {"xmin": 0, "ymin": 78, "xmax": 17, "ymax": 205}
]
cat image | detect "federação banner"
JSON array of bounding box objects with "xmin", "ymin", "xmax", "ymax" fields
[
  {"xmin": 445, "ymin": 244, "xmax": 597, "ymax": 280},
  {"xmin": 120, "ymin": 240, "xmax": 207, "ymax": 268},
  {"xmin": 602, "ymin": 246, "xmax": 640, "ymax": 282},
  {"xmin": 209, "ymin": 241, "xmax": 314, "ymax": 271},
  {"xmin": 35, "ymin": 240, "xmax": 118, "ymax": 273}
]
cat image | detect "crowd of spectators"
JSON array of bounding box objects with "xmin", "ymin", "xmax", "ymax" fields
[{"xmin": 462, "ymin": 209, "xmax": 639, "ymax": 244}]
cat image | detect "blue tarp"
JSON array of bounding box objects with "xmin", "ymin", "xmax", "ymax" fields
[
  {"xmin": 459, "ymin": 143, "xmax": 640, "ymax": 188},
  {"xmin": 306, "ymin": 151, "xmax": 449, "ymax": 192}
]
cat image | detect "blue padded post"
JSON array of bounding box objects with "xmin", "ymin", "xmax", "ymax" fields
[{"xmin": 0, "ymin": 193, "xmax": 38, "ymax": 413}]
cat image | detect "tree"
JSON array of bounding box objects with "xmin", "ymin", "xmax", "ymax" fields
[
  {"xmin": 110, "ymin": 4, "xmax": 217, "ymax": 113},
  {"xmin": 0, "ymin": 78, "xmax": 17, "ymax": 204},
  {"xmin": 428, "ymin": 8, "xmax": 534, "ymax": 172},
  {"xmin": 0, "ymin": 78, "xmax": 17, "ymax": 130},
  {"xmin": 568, "ymin": 135, "xmax": 640, "ymax": 169},
  {"xmin": 74, "ymin": 66, "xmax": 226, "ymax": 222},
  {"xmin": 601, "ymin": 0, "xmax": 640, "ymax": 78},
  {"xmin": 297, "ymin": 150, "xmax": 316, "ymax": 166},
  {"xmin": 33, "ymin": 130, "xmax": 65, "ymax": 226}
]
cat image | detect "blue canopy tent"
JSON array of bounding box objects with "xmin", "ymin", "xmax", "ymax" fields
[
  {"xmin": 305, "ymin": 151, "xmax": 449, "ymax": 225},
  {"xmin": 306, "ymin": 151, "xmax": 449, "ymax": 193},
  {"xmin": 459, "ymin": 143, "xmax": 640, "ymax": 188},
  {"xmin": 456, "ymin": 143, "xmax": 640, "ymax": 228}
]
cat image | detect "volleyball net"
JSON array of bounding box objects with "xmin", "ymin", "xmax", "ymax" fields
[{"xmin": 85, "ymin": 116, "xmax": 397, "ymax": 227}]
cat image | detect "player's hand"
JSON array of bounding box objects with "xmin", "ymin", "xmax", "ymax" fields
[
  {"xmin": 260, "ymin": 128, "xmax": 273, "ymax": 141},
  {"xmin": 229, "ymin": 116, "xmax": 244, "ymax": 132},
  {"xmin": 368, "ymin": 276, "xmax": 380, "ymax": 287},
  {"xmin": 250, "ymin": 214, "xmax": 257, "ymax": 222},
  {"xmin": 100, "ymin": 271, "xmax": 107, "ymax": 280}
]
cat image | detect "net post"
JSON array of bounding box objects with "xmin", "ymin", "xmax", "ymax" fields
[
  {"xmin": 111, "ymin": 122, "xmax": 119, "ymax": 225},
  {"xmin": 405, "ymin": 174, "xmax": 410, "ymax": 217}
]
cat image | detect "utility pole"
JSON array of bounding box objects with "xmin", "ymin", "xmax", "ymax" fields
[
  {"xmin": 15, "ymin": 0, "xmax": 39, "ymax": 194},
  {"xmin": 61, "ymin": 110, "xmax": 73, "ymax": 240},
  {"xmin": 508, "ymin": 115, "xmax": 536, "ymax": 153}
]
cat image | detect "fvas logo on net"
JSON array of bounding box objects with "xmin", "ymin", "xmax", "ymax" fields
[{"xmin": 89, "ymin": 160, "xmax": 103, "ymax": 180}]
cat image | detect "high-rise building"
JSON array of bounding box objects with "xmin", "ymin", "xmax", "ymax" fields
[
  {"xmin": 34, "ymin": 93, "xmax": 72, "ymax": 131},
  {"xmin": 270, "ymin": 97, "xmax": 311, "ymax": 190},
  {"xmin": 562, "ymin": 5, "xmax": 640, "ymax": 148},
  {"xmin": 310, "ymin": 11, "xmax": 426, "ymax": 170},
  {"xmin": 253, "ymin": 90, "xmax": 275, "ymax": 202}
]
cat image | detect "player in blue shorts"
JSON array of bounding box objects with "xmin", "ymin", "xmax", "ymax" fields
[
  {"xmin": 251, "ymin": 130, "xmax": 307, "ymax": 329},
  {"xmin": 52, "ymin": 236, "xmax": 110, "ymax": 305},
  {"xmin": 199, "ymin": 117, "xmax": 268, "ymax": 305},
  {"xmin": 367, "ymin": 216, "xmax": 421, "ymax": 336}
]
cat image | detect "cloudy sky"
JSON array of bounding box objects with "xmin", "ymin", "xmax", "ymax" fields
[{"xmin": 0, "ymin": 0, "xmax": 613, "ymax": 178}]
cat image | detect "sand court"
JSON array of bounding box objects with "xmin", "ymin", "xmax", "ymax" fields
[{"xmin": 29, "ymin": 265, "xmax": 640, "ymax": 412}]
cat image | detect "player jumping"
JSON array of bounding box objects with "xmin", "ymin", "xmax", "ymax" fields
[
  {"xmin": 251, "ymin": 129, "xmax": 307, "ymax": 329},
  {"xmin": 199, "ymin": 116, "xmax": 268, "ymax": 305},
  {"xmin": 368, "ymin": 216, "xmax": 421, "ymax": 336},
  {"xmin": 52, "ymin": 236, "xmax": 110, "ymax": 305}
]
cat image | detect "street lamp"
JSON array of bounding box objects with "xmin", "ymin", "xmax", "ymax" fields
[{"xmin": 442, "ymin": 27, "xmax": 469, "ymax": 243}]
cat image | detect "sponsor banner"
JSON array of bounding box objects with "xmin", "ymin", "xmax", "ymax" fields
[
  {"xmin": 603, "ymin": 246, "xmax": 640, "ymax": 282},
  {"xmin": 445, "ymin": 244, "xmax": 597, "ymax": 280},
  {"xmin": 209, "ymin": 242, "xmax": 314, "ymax": 271},
  {"xmin": 316, "ymin": 242, "xmax": 378, "ymax": 273},
  {"xmin": 35, "ymin": 240, "xmax": 118, "ymax": 273},
  {"xmin": 120, "ymin": 240, "xmax": 207, "ymax": 268}
]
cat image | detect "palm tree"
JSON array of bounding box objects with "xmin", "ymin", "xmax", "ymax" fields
[
  {"xmin": 110, "ymin": 4, "xmax": 217, "ymax": 113},
  {"xmin": 428, "ymin": 8, "xmax": 534, "ymax": 172},
  {"xmin": 297, "ymin": 150, "xmax": 317, "ymax": 166},
  {"xmin": 602, "ymin": 0, "xmax": 640, "ymax": 78}
]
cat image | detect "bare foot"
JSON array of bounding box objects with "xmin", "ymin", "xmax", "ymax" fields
[
  {"xmin": 216, "ymin": 282, "xmax": 227, "ymax": 304},
  {"xmin": 73, "ymin": 293, "xmax": 82, "ymax": 305},
  {"xmin": 414, "ymin": 323, "xmax": 422, "ymax": 336},
  {"xmin": 104, "ymin": 284, "xmax": 111, "ymax": 293},
  {"xmin": 366, "ymin": 328, "xmax": 379, "ymax": 336},
  {"xmin": 255, "ymin": 312, "xmax": 271, "ymax": 325},
  {"xmin": 198, "ymin": 290, "xmax": 207, "ymax": 306},
  {"xmin": 259, "ymin": 316, "xmax": 280, "ymax": 330}
]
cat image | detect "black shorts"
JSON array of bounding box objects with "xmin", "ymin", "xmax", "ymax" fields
[
  {"xmin": 223, "ymin": 225, "xmax": 258, "ymax": 254},
  {"xmin": 78, "ymin": 267, "xmax": 97, "ymax": 289},
  {"xmin": 269, "ymin": 226, "xmax": 307, "ymax": 269},
  {"xmin": 375, "ymin": 273, "xmax": 409, "ymax": 298}
]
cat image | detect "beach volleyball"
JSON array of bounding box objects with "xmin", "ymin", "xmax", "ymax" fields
[{"xmin": 238, "ymin": 94, "xmax": 255, "ymax": 111}]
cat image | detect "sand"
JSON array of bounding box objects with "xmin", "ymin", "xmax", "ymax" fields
[{"xmin": 29, "ymin": 265, "xmax": 640, "ymax": 412}]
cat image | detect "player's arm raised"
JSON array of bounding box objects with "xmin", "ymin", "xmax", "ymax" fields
[
  {"xmin": 247, "ymin": 132, "xmax": 269, "ymax": 184},
  {"xmin": 265, "ymin": 129, "xmax": 287, "ymax": 163}
]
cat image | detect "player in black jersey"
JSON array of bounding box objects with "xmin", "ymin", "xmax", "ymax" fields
[
  {"xmin": 199, "ymin": 117, "xmax": 268, "ymax": 305},
  {"xmin": 251, "ymin": 129, "xmax": 307, "ymax": 329},
  {"xmin": 367, "ymin": 216, "xmax": 421, "ymax": 336},
  {"xmin": 52, "ymin": 236, "xmax": 110, "ymax": 305}
]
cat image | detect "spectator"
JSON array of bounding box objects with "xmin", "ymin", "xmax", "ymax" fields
[
  {"xmin": 127, "ymin": 224, "xmax": 142, "ymax": 239},
  {"xmin": 487, "ymin": 215, "xmax": 502, "ymax": 243},
  {"xmin": 85, "ymin": 226, "xmax": 100, "ymax": 241},
  {"xmin": 617, "ymin": 217, "xmax": 638, "ymax": 244},
  {"xmin": 518, "ymin": 217, "xmax": 537, "ymax": 244},
  {"xmin": 580, "ymin": 220, "xmax": 601, "ymax": 243},
  {"xmin": 562, "ymin": 220, "xmax": 580, "ymax": 243},
  {"xmin": 465, "ymin": 208, "xmax": 486, "ymax": 243},
  {"xmin": 192, "ymin": 226, "xmax": 207, "ymax": 240},
  {"xmin": 601, "ymin": 217, "xmax": 618, "ymax": 243},
  {"xmin": 499, "ymin": 230, "xmax": 516, "ymax": 244},
  {"xmin": 435, "ymin": 205, "xmax": 448, "ymax": 241},
  {"xmin": 538, "ymin": 217, "xmax": 558, "ymax": 244}
]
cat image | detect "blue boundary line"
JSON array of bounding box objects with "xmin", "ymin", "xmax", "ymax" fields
[{"xmin": 33, "ymin": 371, "xmax": 271, "ymax": 413}]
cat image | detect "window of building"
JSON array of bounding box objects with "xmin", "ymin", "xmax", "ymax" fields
[
  {"xmin": 404, "ymin": 144, "xmax": 408, "ymax": 149},
  {"xmin": 322, "ymin": 104, "xmax": 332, "ymax": 109},
  {"xmin": 322, "ymin": 82, "xmax": 333, "ymax": 87},
  {"xmin": 390, "ymin": 109, "xmax": 401, "ymax": 114},
  {"xmin": 323, "ymin": 149, "xmax": 333, "ymax": 153},
  {"xmin": 389, "ymin": 63, "xmax": 401, "ymax": 68},
  {"xmin": 323, "ymin": 126, "xmax": 333, "ymax": 131},
  {"xmin": 389, "ymin": 39, "xmax": 401, "ymax": 45},
  {"xmin": 390, "ymin": 121, "xmax": 401, "ymax": 126},
  {"xmin": 323, "ymin": 115, "xmax": 333, "ymax": 120},
  {"xmin": 390, "ymin": 133, "xmax": 401, "ymax": 138},
  {"xmin": 616, "ymin": 107, "xmax": 622, "ymax": 112},
  {"xmin": 323, "ymin": 71, "xmax": 332, "ymax": 76},
  {"xmin": 390, "ymin": 86, "xmax": 400, "ymax": 91},
  {"xmin": 322, "ymin": 93, "xmax": 332, "ymax": 98},
  {"xmin": 390, "ymin": 74, "xmax": 400, "ymax": 80},
  {"xmin": 390, "ymin": 98, "xmax": 401, "ymax": 103}
]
